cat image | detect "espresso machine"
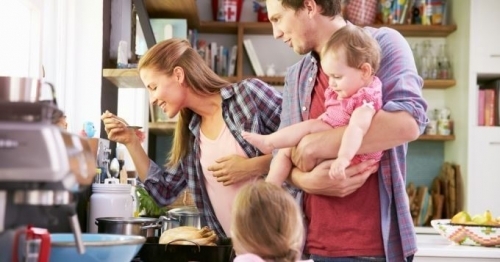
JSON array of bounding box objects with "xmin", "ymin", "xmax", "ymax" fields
[{"xmin": 0, "ymin": 76, "xmax": 97, "ymax": 261}]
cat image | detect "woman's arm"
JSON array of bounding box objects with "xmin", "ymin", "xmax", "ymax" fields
[{"xmin": 102, "ymin": 111, "xmax": 152, "ymax": 181}]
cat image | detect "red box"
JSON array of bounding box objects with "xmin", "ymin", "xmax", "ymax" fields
[{"xmin": 212, "ymin": 0, "xmax": 243, "ymax": 22}]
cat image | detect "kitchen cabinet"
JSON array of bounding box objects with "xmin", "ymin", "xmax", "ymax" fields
[
  {"xmin": 466, "ymin": 126, "xmax": 500, "ymax": 216},
  {"xmin": 466, "ymin": 0, "xmax": 500, "ymax": 216},
  {"xmin": 470, "ymin": 0, "xmax": 500, "ymax": 74}
]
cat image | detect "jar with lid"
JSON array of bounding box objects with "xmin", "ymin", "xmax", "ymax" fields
[{"xmin": 88, "ymin": 183, "xmax": 133, "ymax": 233}]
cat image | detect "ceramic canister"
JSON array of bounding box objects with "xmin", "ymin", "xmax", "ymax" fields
[{"xmin": 88, "ymin": 183, "xmax": 133, "ymax": 233}]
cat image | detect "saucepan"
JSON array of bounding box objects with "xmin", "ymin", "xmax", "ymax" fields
[
  {"xmin": 160, "ymin": 206, "xmax": 201, "ymax": 231},
  {"xmin": 95, "ymin": 217, "xmax": 161, "ymax": 238},
  {"xmin": 0, "ymin": 76, "xmax": 57, "ymax": 104}
]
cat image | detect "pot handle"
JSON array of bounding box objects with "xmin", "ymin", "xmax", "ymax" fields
[
  {"xmin": 164, "ymin": 239, "xmax": 201, "ymax": 252},
  {"xmin": 41, "ymin": 82, "xmax": 58, "ymax": 106},
  {"xmin": 141, "ymin": 223, "xmax": 162, "ymax": 230}
]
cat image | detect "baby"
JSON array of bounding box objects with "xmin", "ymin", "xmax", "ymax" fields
[{"xmin": 242, "ymin": 25, "xmax": 383, "ymax": 185}]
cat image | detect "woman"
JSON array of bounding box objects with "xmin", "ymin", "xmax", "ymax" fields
[{"xmin": 101, "ymin": 38, "xmax": 282, "ymax": 238}]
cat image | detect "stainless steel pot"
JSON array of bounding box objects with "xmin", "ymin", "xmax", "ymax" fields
[
  {"xmin": 95, "ymin": 217, "xmax": 161, "ymax": 238},
  {"xmin": 160, "ymin": 206, "xmax": 201, "ymax": 231},
  {"xmin": 0, "ymin": 76, "xmax": 57, "ymax": 104}
]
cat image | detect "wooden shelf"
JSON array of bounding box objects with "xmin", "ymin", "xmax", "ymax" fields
[
  {"xmin": 104, "ymin": 69, "xmax": 457, "ymax": 90},
  {"xmin": 243, "ymin": 76, "xmax": 285, "ymax": 85},
  {"xmin": 144, "ymin": 0, "xmax": 199, "ymax": 28},
  {"xmin": 423, "ymin": 79, "xmax": 456, "ymax": 89},
  {"xmin": 418, "ymin": 134, "xmax": 455, "ymax": 141},
  {"xmin": 149, "ymin": 122, "xmax": 176, "ymax": 135},
  {"xmin": 198, "ymin": 21, "xmax": 239, "ymax": 34},
  {"xmin": 103, "ymin": 69, "xmax": 238, "ymax": 88},
  {"xmin": 103, "ymin": 69, "xmax": 144, "ymax": 88},
  {"xmin": 201, "ymin": 22, "xmax": 457, "ymax": 37},
  {"xmin": 369, "ymin": 24, "xmax": 457, "ymax": 37}
]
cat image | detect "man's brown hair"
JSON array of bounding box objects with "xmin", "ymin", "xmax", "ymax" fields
[{"xmin": 279, "ymin": 0, "xmax": 342, "ymax": 17}]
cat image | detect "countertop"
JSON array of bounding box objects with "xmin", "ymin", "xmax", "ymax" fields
[{"xmin": 416, "ymin": 233, "xmax": 500, "ymax": 260}]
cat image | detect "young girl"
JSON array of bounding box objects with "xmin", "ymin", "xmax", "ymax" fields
[
  {"xmin": 242, "ymin": 24, "xmax": 383, "ymax": 184},
  {"xmin": 231, "ymin": 180, "xmax": 313, "ymax": 262}
]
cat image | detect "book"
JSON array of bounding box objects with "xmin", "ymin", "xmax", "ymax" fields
[
  {"xmin": 478, "ymin": 88, "xmax": 485, "ymax": 126},
  {"xmin": 227, "ymin": 45, "xmax": 238, "ymax": 77},
  {"xmin": 243, "ymin": 39, "xmax": 264, "ymax": 76}
]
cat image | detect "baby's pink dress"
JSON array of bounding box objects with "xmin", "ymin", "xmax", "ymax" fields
[{"xmin": 319, "ymin": 76, "xmax": 383, "ymax": 165}]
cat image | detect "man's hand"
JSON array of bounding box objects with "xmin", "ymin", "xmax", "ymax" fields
[
  {"xmin": 208, "ymin": 155, "xmax": 252, "ymax": 186},
  {"xmin": 289, "ymin": 159, "xmax": 378, "ymax": 197}
]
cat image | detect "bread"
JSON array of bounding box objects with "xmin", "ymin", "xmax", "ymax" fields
[{"xmin": 159, "ymin": 226, "xmax": 218, "ymax": 246}]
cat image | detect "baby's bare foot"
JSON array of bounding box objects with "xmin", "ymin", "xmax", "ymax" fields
[{"xmin": 241, "ymin": 131, "xmax": 274, "ymax": 154}]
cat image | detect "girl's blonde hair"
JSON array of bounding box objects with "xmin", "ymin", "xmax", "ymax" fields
[
  {"xmin": 138, "ymin": 38, "xmax": 230, "ymax": 167},
  {"xmin": 232, "ymin": 181, "xmax": 304, "ymax": 262},
  {"xmin": 321, "ymin": 24, "xmax": 381, "ymax": 74}
]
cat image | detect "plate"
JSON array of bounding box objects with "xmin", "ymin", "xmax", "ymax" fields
[{"xmin": 431, "ymin": 219, "xmax": 500, "ymax": 247}]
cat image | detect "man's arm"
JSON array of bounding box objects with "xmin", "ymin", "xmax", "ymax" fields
[
  {"xmin": 288, "ymin": 159, "xmax": 379, "ymax": 197},
  {"xmin": 292, "ymin": 110, "xmax": 420, "ymax": 172}
]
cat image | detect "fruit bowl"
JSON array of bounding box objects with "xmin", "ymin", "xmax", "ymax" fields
[{"xmin": 431, "ymin": 219, "xmax": 500, "ymax": 247}]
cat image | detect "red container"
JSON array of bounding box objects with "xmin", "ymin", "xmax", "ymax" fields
[{"xmin": 212, "ymin": 0, "xmax": 243, "ymax": 22}]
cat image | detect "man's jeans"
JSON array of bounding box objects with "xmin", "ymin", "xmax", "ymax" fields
[{"xmin": 309, "ymin": 254, "xmax": 414, "ymax": 262}]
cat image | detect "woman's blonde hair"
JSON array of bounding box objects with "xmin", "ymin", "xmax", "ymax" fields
[
  {"xmin": 321, "ymin": 24, "xmax": 381, "ymax": 74},
  {"xmin": 231, "ymin": 181, "xmax": 304, "ymax": 262},
  {"xmin": 138, "ymin": 38, "xmax": 230, "ymax": 167}
]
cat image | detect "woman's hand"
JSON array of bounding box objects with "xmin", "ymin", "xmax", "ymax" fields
[
  {"xmin": 101, "ymin": 110, "xmax": 138, "ymax": 145},
  {"xmin": 208, "ymin": 155, "xmax": 254, "ymax": 186},
  {"xmin": 289, "ymin": 159, "xmax": 378, "ymax": 197}
]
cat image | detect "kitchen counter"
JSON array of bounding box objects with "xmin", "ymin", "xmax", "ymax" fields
[{"xmin": 416, "ymin": 233, "xmax": 500, "ymax": 261}]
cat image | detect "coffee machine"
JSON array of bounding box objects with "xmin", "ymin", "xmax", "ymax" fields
[{"xmin": 0, "ymin": 77, "xmax": 97, "ymax": 261}]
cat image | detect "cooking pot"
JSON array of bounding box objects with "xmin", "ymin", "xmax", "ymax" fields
[
  {"xmin": 161, "ymin": 206, "xmax": 201, "ymax": 231},
  {"xmin": 0, "ymin": 76, "xmax": 57, "ymax": 104},
  {"xmin": 95, "ymin": 217, "xmax": 161, "ymax": 238}
]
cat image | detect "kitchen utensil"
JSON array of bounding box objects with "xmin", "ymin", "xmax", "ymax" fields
[
  {"xmin": 50, "ymin": 233, "xmax": 145, "ymax": 262},
  {"xmin": 431, "ymin": 219, "xmax": 500, "ymax": 247},
  {"xmin": 161, "ymin": 206, "xmax": 201, "ymax": 231},
  {"xmin": 109, "ymin": 158, "xmax": 120, "ymax": 178},
  {"xmin": 113, "ymin": 117, "xmax": 142, "ymax": 130},
  {"xmin": 137, "ymin": 236, "xmax": 234, "ymax": 262},
  {"xmin": 0, "ymin": 76, "xmax": 57, "ymax": 104},
  {"xmin": 95, "ymin": 217, "xmax": 161, "ymax": 238}
]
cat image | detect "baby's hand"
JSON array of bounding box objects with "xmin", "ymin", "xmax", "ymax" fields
[{"xmin": 329, "ymin": 157, "xmax": 351, "ymax": 180}]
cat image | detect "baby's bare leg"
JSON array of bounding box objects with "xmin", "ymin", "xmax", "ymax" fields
[
  {"xmin": 242, "ymin": 119, "xmax": 331, "ymax": 154},
  {"xmin": 241, "ymin": 131, "xmax": 274, "ymax": 154},
  {"xmin": 265, "ymin": 148, "xmax": 293, "ymax": 186}
]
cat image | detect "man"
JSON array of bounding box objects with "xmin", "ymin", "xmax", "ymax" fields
[{"xmin": 265, "ymin": 0, "xmax": 428, "ymax": 261}]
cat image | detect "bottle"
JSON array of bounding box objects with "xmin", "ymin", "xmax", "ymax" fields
[{"xmin": 117, "ymin": 40, "xmax": 128, "ymax": 68}]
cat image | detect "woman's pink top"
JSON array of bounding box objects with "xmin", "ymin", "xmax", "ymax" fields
[{"xmin": 199, "ymin": 124, "xmax": 256, "ymax": 235}]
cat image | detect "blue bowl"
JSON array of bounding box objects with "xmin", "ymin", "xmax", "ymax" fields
[{"xmin": 50, "ymin": 233, "xmax": 145, "ymax": 262}]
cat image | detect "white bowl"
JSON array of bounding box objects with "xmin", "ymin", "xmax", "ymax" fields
[{"xmin": 431, "ymin": 219, "xmax": 500, "ymax": 247}]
